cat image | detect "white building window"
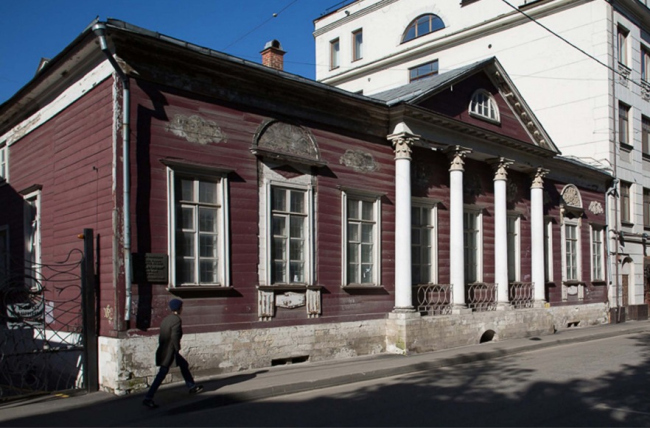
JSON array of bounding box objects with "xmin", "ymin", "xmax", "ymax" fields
[
  {"xmin": 271, "ymin": 186, "xmax": 309, "ymax": 284},
  {"xmin": 642, "ymin": 45, "xmax": 650, "ymax": 82},
  {"xmin": 562, "ymin": 220, "xmax": 581, "ymax": 282},
  {"xmin": 464, "ymin": 209, "xmax": 483, "ymax": 283},
  {"xmin": 619, "ymin": 102, "xmax": 630, "ymax": 147},
  {"xmin": 402, "ymin": 14, "xmax": 445, "ymax": 43},
  {"xmin": 409, "ymin": 60, "xmax": 439, "ymax": 82},
  {"xmin": 0, "ymin": 143, "xmax": 7, "ymax": 181},
  {"xmin": 469, "ymin": 90, "xmax": 500, "ymax": 123},
  {"xmin": 167, "ymin": 168, "xmax": 229, "ymax": 287},
  {"xmin": 591, "ymin": 225, "xmax": 605, "ymax": 282},
  {"xmin": 330, "ymin": 38, "xmax": 340, "ymax": 70},
  {"xmin": 507, "ymin": 214, "xmax": 521, "ymax": 282},
  {"xmin": 411, "ymin": 201, "xmax": 438, "ymax": 284},
  {"xmin": 618, "ymin": 25, "xmax": 629, "ymax": 66},
  {"xmin": 343, "ymin": 190, "xmax": 381, "ymax": 286},
  {"xmin": 352, "ymin": 29, "xmax": 363, "ymax": 61}
]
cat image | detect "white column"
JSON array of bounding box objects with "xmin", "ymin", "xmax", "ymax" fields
[
  {"xmin": 447, "ymin": 146, "xmax": 472, "ymax": 308},
  {"xmin": 490, "ymin": 158, "xmax": 513, "ymax": 307},
  {"xmin": 531, "ymin": 168, "xmax": 548, "ymax": 303},
  {"xmin": 391, "ymin": 134, "xmax": 417, "ymax": 312}
]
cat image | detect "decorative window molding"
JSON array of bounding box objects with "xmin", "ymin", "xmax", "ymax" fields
[
  {"xmin": 0, "ymin": 142, "xmax": 6, "ymax": 183},
  {"xmin": 342, "ymin": 188, "xmax": 382, "ymax": 287},
  {"xmin": 464, "ymin": 207, "xmax": 484, "ymax": 284},
  {"xmin": 167, "ymin": 166, "xmax": 230, "ymax": 288},
  {"xmin": 561, "ymin": 217, "xmax": 582, "ymax": 300},
  {"xmin": 411, "ymin": 199, "xmax": 439, "ymax": 285},
  {"xmin": 469, "ymin": 90, "xmax": 500, "ymax": 124},
  {"xmin": 402, "ymin": 14, "xmax": 445, "ymax": 43}
]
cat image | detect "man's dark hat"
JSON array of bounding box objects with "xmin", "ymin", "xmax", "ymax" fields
[{"xmin": 169, "ymin": 299, "xmax": 183, "ymax": 311}]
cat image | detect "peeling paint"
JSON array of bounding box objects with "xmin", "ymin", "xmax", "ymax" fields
[
  {"xmin": 339, "ymin": 149, "xmax": 379, "ymax": 173},
  {"xmin": 166, "ymin": 114, "xmax": 226, "ymax": 145}
]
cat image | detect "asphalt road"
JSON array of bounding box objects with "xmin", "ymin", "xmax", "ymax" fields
[{"xmin": 137, "ymin": 332, "xmax": 650, "ymax": 427}]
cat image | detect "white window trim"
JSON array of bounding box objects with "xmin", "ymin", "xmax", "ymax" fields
[
  {"xmin": 469, "ymin": 89, "xmax": 500, "ymax": 124},
  {"xmin": 167, "ymin": 167, "xmax": 230, "ymax": 288},
  {"xmin": 590, "ymin": 224, "xmax": 605, "ymax": 282},
  {"xmin": 560, "ymin": 216, "xmax": 582, "ymax": 299},
  {"xmin": 464, "ymin": 206, "xmax": 484, "ymax": 283},
  {"xmin": 341, "ymin": 189, "xmax": 382, "ymax": 286},
  {"xmin": 264, "ymin": 180, "xmax": 314, "ymax": 286},
  {"xmin": 412, "ymin": 198, "xmax": 439, "ymax": 285},
  {"xmin": 23, "ymin": 190, "xmax": 41, "ymax": 290},
  {"xmin": 507, "ymin": 213, "xmax": 521, "ymax": 283}
]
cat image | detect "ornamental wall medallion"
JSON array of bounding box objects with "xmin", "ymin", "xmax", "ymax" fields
[
  {"xmin": 560, "ymin": 184, "xmax": 582, "ymax": 208},
  {"xmin": 340, "ymin": 149, "xmax": 379, "ymax": 173},
  {"xmin": 588, "ymin": 201, "xmax": 604, "ymax": 215},
  {"xmin": 257, "ymin": 121, "xmax": 320, "ymax": 160},
  {"xmin": 166, "ymin": 114, "xmax": 226, "ymax": 145}
]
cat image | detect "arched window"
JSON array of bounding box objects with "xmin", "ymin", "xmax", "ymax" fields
[
  {"xmin": 469, "ymin": 90, "xmax": 500, "ymax": 123},
  {"xmin": 402, "ymin": 14, "xmax": 445, "ymax": 43}
]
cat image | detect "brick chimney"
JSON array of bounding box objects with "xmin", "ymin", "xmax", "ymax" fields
[{"xmin": 261, "ymin": 40, "xmax": 285, "ymax": 71}]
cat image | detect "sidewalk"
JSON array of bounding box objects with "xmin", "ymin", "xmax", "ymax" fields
[{"xmin": 1, "ymin": 320, "xmax": 649, "ymax": 427}]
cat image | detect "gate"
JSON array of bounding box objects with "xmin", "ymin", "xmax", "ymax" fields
[{"xmin": 0, "ymin": 229, "xmax": 97, "ymax": 400}]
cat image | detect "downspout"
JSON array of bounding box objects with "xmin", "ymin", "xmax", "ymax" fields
[
  {"xmin": 92, "ymin": 23, "xmax": 133, "ymax": 324},
  {"xmin": 608, "ymin": 2, "xmax": 620, "ymax": 320}
]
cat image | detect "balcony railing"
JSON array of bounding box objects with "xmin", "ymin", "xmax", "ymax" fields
[
  {"xmin": 466, "ymin": 282, "xmax": 497, "ymax": 312},
  {"xmin": 509, "ymin": 282, "xmax": 534, "ymax": 309},
  {"xmin": 413, "ymin": 283, "xmax": 452, "ymax": 316}
]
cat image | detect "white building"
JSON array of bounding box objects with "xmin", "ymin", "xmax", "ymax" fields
[{"xmin": 314, "ymin": 0, "xmax": 650, "ymax": 318}]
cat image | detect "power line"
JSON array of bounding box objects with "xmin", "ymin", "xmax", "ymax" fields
[
  {"xmin": 500, "ymin": 0, "xmax": 643, "ymax": 89},
  {"xmin": 224, "ymin": 0, "xmax": 300, "ymax": 50}
]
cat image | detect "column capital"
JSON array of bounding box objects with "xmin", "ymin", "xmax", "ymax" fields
[
  {"xmin": 531, "ymin": 167, "xmax": 550, "ymax": 189},
  {"xmin": 388, "ymin": 132, "xmax": 419, "ymax": 160},
  {"xmin": 444, "ymin": 146, "xmax": 472, "ymax": 172},
  {"xmin": 488, "ymin": 157, "xmax": 514, "ymax": 181}
]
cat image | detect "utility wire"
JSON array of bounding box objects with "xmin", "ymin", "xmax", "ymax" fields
[
  {"xmin": 224, "ymin": 0, "xmax": 300, "ymax": 50},
  {"xmin": 500, "ymin": 0, "xmax": 643, "ymax": 89}
]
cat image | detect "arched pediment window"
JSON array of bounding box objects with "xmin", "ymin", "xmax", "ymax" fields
[
  {"xmin": 469, "ymin": 90, "xmax": 500, "ymax": 124},
  {"xmin": 402, "ymin": 14, "xmax": 445, "ymax": 43}
]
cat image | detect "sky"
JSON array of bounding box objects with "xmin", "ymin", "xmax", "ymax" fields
[{"xmin": 0, "ymin": 0, "xmax": 351, "ymax": 104}]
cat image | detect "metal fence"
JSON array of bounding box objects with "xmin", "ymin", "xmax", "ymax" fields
[
  {"xmin": 413, "ymin": 284, "xmax": 452, "ymax": 315},
  {"xmin": 466, "ymin": 282, "xmax": 497, "ymax": 312},
  {"xmin": 509, "ymin": 282, "xmax": 534, "ymax": 309}
]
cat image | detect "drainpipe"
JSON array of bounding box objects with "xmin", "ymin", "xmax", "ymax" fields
[
  {"xmin": 608, "ymin": 2, "xmax": 620, "ymax": 321},
  {"xmin": 92, "ymin": 23, "xmax": 133, "ymax": 324}
]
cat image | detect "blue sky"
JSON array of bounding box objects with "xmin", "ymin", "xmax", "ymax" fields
[{"xmin": 0, "ymin": 0, "xmax": 349, "ymax": 104}]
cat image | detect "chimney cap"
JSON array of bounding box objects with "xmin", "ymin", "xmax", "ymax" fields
[{"xmin": 262, "ymin": 39, "xmax": 284, "ymax": 52}]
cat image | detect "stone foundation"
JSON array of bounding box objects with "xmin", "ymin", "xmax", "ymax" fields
[{"xmin": 98, "ymin": 303, "xmax": 608, "ymax": 395}]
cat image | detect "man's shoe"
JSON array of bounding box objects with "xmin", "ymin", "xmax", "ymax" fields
[
  {"xmin": 142, "ymin": 398, "xmax": 158, "ymax": 408},
  {"xmin": 189, "ymin": 385, "xmax": 203, "ymax": 394}
]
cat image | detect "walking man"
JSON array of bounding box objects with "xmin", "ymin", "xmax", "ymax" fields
[{"xmin": 143, "ymin": 298, "xmax": 203, "ymax": 408}]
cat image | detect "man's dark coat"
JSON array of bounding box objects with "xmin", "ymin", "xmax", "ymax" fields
[{"xmin": 155, "ymin": 313, "xmax": 182, "ymax": 367}]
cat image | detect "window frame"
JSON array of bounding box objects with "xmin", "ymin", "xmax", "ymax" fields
[
  {"xmin": 561, "ymin": 219, "xmax": 581, "ymax": 283},
  {"xmin": 463, "ymin": 208, "xmax": 483, "ymax": 284},
  {"xmin": 643, "ymin": 116, "xmax": 650, "ymax": 157},
  {"xmin": 23, "ymin": 189, "xmax": 41, "ymax": 290},
  {"xmin": 618, "ymin": 25, "xmax": 629, "ymax": 67},
  {"xmin": 409, "ymin": 59, "xmax": 439, "ymax": 82},
  {"xmin": 642, "ymin": 45, "xmax": 650, "ymax": 82},
  {"xmin": 0, "ymin": 142, "xmax": 7, "ymax": 183},
  {"xmin": 620, "ymin": 181, "xmax": 632, "ymax": 224},
  {"xmin": 644, "ymin": 188, "xmax": 650, "ymax": 229},
  {"xmin": 590, "ymin": 225, "xmax": 605, "ymax": 282},
  {"xmin": 330, "ymin": 38, "xmax": 340, "ymax": 70},
  {"xmin": 618, "ymin": 102, "xmax": 630, "ymax": 147},
  {"xmin": 342, "ymin": 189, "xmax": 382, "ymax": 287},
  {"xmin": 167, "ymin": 167, "xmax": 230, "ymax": 288},
  {"xmin": 352, "ymin": 29, "xmax": 363, "ymax": 62},
  {"xmin": 507, "ymin": 214, "xmax": 521, "ymax": 283},
  {"xmin": 402, "ymin": 14, "xmax": 445, "ymax": 43},
  {"xmin": 469, "ymin": 89, "xmax": 500, "ymax": 124},
  {"xmin": 411, "ymin": 199, "xmax": 438, "ymax": 285}
]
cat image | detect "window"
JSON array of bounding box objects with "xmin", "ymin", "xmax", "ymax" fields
[
  {"xmin": 469, "ymin": 90, "xmax": 500, "ymax": 123},
  {"xmin": 0, "ymin": 143, "xmax": 6, "ymax": 182},
  {"xmin": 618, "ymin": 103, "xmax": 630, "ymax": 146},
  {"xmin": 0, "ymin": 225, "xmax": 8, "ymax": 286},
  {"xmin": 343, "ymin": 191, "xmax": 381, "ymax": 285},
  {"xmin": 507, "ymin": 215, "xmax": 521, "ymax": 282},
  {"xmin": 643, "ymin": 116, "xmax": 650, "ymax": 156},
  {"xmin": 24, "ymin": 190, "xmax": 41, "ymax": 290},
  {"xmin": 271, "ymin": 186, "xmax": 308, "ymax": 284},
  {"xmin": 564, "ymin": 223, "xmax": 579, "ymax": 281},
  {"xmin": 618, "ymin": 26, "xmax": 629, "ymax": 66},
  {"xmin": 464, "ymin": 210, "xmax": 482, "ymax": 283},
  {"xmin": 621, "ymin": 181, "xmax": 632, "ymax": 224},
  {"xmin": 352, "ymin": 29, "xmax": 363, "ymax": 61},
  {"xmin": 168, "ymin": 169, "xmax": 229, "ymax": 287},
  {"xmin": 642, "ymin": 46, "xmax": 650, "ymax": 82},
  {"xmin": 402, "ymin": 14, "xmax": 445, "ymax": 43},
  {"xmin": 411, "ymin": 202, "xmax": 437, "ymax": 284},
  {"xmin": 643, "ymin": 189, "xmax": 650, "ymax": 229},
  {"xmin": 409, "ymin": 60, "xmax": 439, "ymax": 82},
  {"xmin": 591, "ymin": 226, "xmax": 605, "ymax": 281},
  {"xmin": 330, "ymin": 38, "xmax": 340, "ymax": 70}
]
